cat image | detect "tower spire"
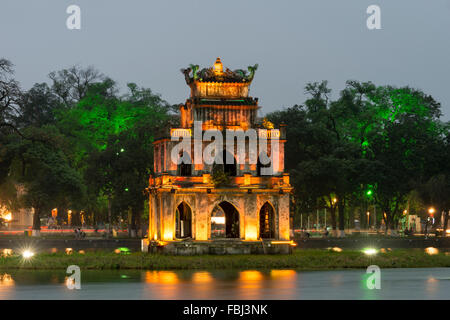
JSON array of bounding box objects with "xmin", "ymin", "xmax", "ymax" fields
[{"xmin": 213, "ymin": 57, "xmax": 223, "ymax": 75}]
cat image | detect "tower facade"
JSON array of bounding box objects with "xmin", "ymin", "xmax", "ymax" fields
[{"xmin": 148, "ymin": 58, "xmax": 292, "ymax": 244}]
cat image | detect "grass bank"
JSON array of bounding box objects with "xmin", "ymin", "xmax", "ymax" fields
[{"xmin": 1, "ymin": 249, "xmax": 449, "ymax": 271}]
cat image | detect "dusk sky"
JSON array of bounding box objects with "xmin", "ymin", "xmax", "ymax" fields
[{"xmin": 2, "ymin": 0, "xmax": 450, "ymax": 119}]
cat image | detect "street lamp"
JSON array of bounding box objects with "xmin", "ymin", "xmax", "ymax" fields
[
  {"xmin": 425, "ymin": 207, "xmax": 435, "ymax": 237},
  {"xmin": 366, "ymin": 211, "xmax": 370, "ymax": 229}
]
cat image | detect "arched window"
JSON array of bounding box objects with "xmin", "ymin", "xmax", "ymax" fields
[
  {"xmin": 175, "ymin": 202, "xmax": 192, "ymax": 238},
  {"xmin": 178, "ymin": 151, "xmax": 192, "ymax": 176},
  {"xmin": 210, "ymin": 201, "xmax": 240, "ymax": 238},
  {"xmin": 257, "ymin": 153, "xmax": 272, "ymax": 176},
  {"xmin": 259, "ymin": 202, "xmax": 275, "ymax": 239}
]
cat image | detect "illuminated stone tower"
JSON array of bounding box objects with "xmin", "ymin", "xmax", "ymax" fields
[{"xmin": 147, "ymin": 58, "xmax": 292, "ymax": 254}]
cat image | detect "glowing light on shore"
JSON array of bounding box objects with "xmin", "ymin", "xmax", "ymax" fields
[
  {"xmin": 271, "ymin": 240, "xmax": 297, "ymax": 246},
  {"xmin": 22, "ymin": 250, "xmax": 34, "ymax": 259},
  {"xmin": 425, "ymin": 247, "xmax": 439, "ymax": 255},
  {"xmin": 363, "ymin": 248, "xmax": 377, "ymax": 256},
  {"xmin": 2, "ymin": 249, "xmax": 13, "ymax": 257}
]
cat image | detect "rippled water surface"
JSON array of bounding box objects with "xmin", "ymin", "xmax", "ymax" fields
[{"xmin": 0, "ymin": 268, "xmax": 449, "ymax": 300}]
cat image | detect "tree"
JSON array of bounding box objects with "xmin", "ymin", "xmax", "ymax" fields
[
  {"xmin": 5, "ymin": 126, "xmax": 85, "ymax": 235},
  {"xmin": 416, "ymin": 124, "xmax": 450, "ymax": 235},
  {"xmin": 15, "ymin": 82, "xmax": 61, "ymax": 128},
  {"xmin": 49, "ymin": 65, "xmax": 106, "ymax": 108},
  {"xmin": 351, "ymin": 84, "xmax": 444, "ymax": 234},
  {"xmin": 63, "ymin": 82, "xmax": 170, "ymax": 235},
  {"xmin": 0, "ymin": 59, "xmax": 22, "ymax": 136}
]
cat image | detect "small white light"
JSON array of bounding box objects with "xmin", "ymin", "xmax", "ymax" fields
[
  {"xmin": 22, "ymin": 250, "xmax": 34, "ymax": 259},
  {"xmin": 363, "ymin": 248, "xmax": 377, "ymax": 256}
]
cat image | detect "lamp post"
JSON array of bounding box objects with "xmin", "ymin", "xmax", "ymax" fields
[
  {"xmin": 428, "ymin": 207, "xmax": 435, "ymax": 225},
  {"xmin": 316, "ymin": 209, "xmax": 319, "ymax": 230},
  {"xmin": 426, "ymin": 207, "xmax": 435, "ymax": 237},
  {"xmin": 366, "ymin": 211, "xmax": 370, "ymax": 230},
  {"xmin": 332, "ymin": 198, "xmax": 337, "ymax": 233},
  {"xmin": 403, "ymin": 209, "xmax": 408, "ymax": 231}
]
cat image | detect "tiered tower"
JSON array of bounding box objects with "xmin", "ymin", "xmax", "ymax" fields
[{"xmin": 148, "ymin": 58, "xmax": 292, "ymax": 250}]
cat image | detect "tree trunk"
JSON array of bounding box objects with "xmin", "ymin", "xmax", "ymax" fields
[
  {"xmin": 444, "ymin": 210, "xmax": 449, "ymax": 237},
  {"xmin": 434, "ymin": 209, "xmax": 442, "ymax": 229},
  {"xmin": 330, "ymin": 207, "xmax": 337, "ymax": 237},
  {"xmin": 129, "ymin": 207, "xmax": 137, "ymax": 238},
  {"xmin": 383, "ymin": 211, "xmax": 389, "ymax": 236},
  {"xmin": 338, "ymin": 201, "xmax": 345, "ymax": 237},
  {"xmin": 136, "ymin": 209, "xmax": 142, "ymax": 237},
  {"xmin": 107, "ymin": 197, "xmax": 112, "ymax": 238},
  {"xmin": 385, "ymin": 213, "xmax": 398, "ymax": 236},
  {"xmin": 32, "ymin": 207, "xmax": 41, "ymax": 237}
]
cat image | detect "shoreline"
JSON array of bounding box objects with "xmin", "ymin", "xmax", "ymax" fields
[{"xmin": 1, "ymin": 249, "xmax": 449, "ymax": 271}]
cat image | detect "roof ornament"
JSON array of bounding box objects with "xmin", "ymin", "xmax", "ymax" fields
[
  {"xmin": 181, "ymin": 58, "xmax": 258, "ymax": 84},
  {"xmin": 247, "ymin": 64, "xmax": 258, "ymax": 81},
  {"xmin": 213, "ymin": 57, "xmax": 223, "ymax": 75},
  {"xmin": 262, "ymin": 117, "xmax": 274, "ymax": 129}
]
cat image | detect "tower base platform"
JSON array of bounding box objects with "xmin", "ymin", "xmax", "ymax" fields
[{"xmin": 141, "ymin": 239, "xmax": 294, "ymax": 255}]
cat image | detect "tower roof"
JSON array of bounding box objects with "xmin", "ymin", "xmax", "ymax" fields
[{"xmin": 181, "ymin": 58, "xmax": 258, "ymax": 84}]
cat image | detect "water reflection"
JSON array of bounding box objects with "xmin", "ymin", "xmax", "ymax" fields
[
  {"xmin": 192, "ymin": 271, "xmax": 213, "ymax": 284},
  {"xmin": 0, "ymin": 274, "xmax": 14, "ymax": 287},
  {"xmin": 0, "ymin": 268, "xmax": 448, "ymax": 300},
  {"xmin": 138, "ymin": 269, "xmax": 298, "ymax": 299},
  {"xmin": 144, "ymin": 271, "xmax": 179, "ymax": 285},
  {"xmin": 0, "ymin": 273, "xmax": 15, "ymax": 299}
]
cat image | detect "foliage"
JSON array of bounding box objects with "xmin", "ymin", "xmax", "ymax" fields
[
  {"xmin": 0, "ymin": 249, "xmax": 449, "ymax": 270},
  {"xmin": 211, "ymin": 167, "xmax": 231, "ymax": 187}
]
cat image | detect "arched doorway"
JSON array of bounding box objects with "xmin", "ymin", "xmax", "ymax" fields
[
  {"xmin": 175, "ymin": 202, "xmax": 192, "ymax": 238},
  {"xmin": 259, "ymin": 202, "xmax": 275, "ymax": 239},
  {"xmin": 178, "ymin": 151, "xmax": 192, "ymax": 176},
  {"xmin": 210, "ymin": 201, "xmax": 240, "ymax": 238},
  {"xmin": 213, "ymin": 150, "xmax": 237, "ymax": 177}
]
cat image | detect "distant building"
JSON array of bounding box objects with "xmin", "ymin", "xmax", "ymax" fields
[{"xmin": 0, "ymin": 205, "xmax": 32, "ymax": 230}]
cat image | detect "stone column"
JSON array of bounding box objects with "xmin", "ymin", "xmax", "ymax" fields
[
  {"xmin": 278, "ymin": 193, "xmax": 290, "ymax": 240},
  {"xmin": 244, "ymin": 194, "xmax": 258, "ymax": 240},
  {"xmin": 195, "ymin": 194, "xmax": 210, "ymax": 240},
  {"xmin": 161, "ymin": 193, "xmax": 175, "ymax": 241}
]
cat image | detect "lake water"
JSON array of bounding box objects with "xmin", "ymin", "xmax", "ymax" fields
[{"xmin": 0, "ymin": 268, "xmax": 449, "ymax": 300}]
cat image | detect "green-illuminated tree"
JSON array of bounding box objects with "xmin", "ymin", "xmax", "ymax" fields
[
  {"xmin": 327, "ymin": 81, "xmax": 443, "ymax": 234},
  {"xmin": 268, "ymin": 81, "xmax": 365, "ymax": 236},
  {"xmin": 72, "ymin": 82, "xmax": 170, "ymax": 235},
  {"xmin": 269, "ymin": 80, "xmax": 445, "ymax": 236}
]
